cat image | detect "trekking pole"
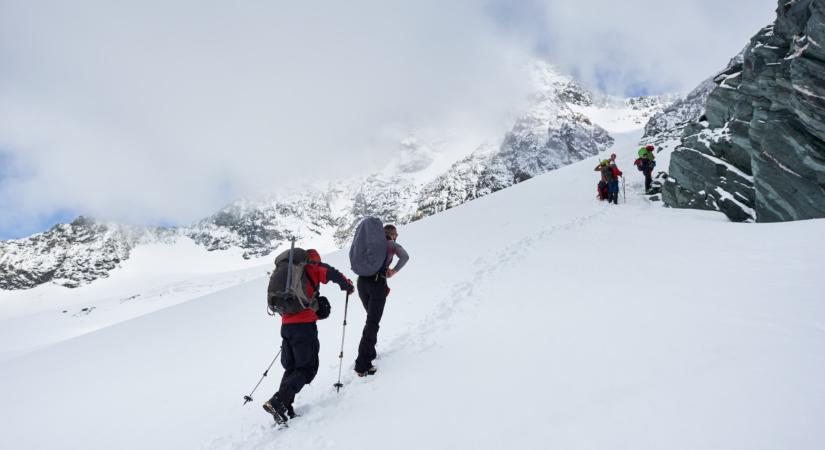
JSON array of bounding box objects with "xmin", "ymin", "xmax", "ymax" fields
[
  {"xmin": 622, "ymin": 176, "xmax": 626, "ymax": 203},
  {"xmin": 284, "ymin": 238, "xmax": 295, "ymax": 293},
  {"xmin": 333, "ymin": 291, "xmax": 350, "ymax": 392},
  {"xmin": 242, "ymin": 348, "xmax": 282, "ymax": 405}
]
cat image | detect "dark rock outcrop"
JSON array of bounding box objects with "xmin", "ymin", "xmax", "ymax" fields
[{"xmin": 664, "ymin": 0, "xmax": 825, "ymax": 222}]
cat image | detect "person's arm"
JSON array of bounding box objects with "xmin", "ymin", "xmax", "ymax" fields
[
  {"xmin": 390, "ymin": 242, "xmax": 409, "ymax": 273},
  {"xmin": 319, "ymin": 262, "xmax": 354, "ymax": 293}
]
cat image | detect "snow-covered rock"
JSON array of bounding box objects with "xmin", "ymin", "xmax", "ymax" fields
[
  {"xmin": 0, "ymin": 217, "xmax": 174, "ymax": 289},
  {"xmin": 184, "ymin": 190, "xmax": 344, "ymax": 259},
  {"xmin": 641, "ymin": 77, "xmax": 718, "ymax": 147}
]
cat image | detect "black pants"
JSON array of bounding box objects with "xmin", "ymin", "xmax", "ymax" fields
[
  {"xmin": 354, "ymin": 275, "xmax": 388, "ymax": 373},
  {"xmin": 272, "ymin": 322, "xmax": 319, "ymax": 407},
  {"xmin": 644, "ymin": 169, "xmax": 653, "ymax": 191}
]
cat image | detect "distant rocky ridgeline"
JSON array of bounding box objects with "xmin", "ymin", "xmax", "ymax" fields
[
  {"xmin": 0, "ymin": 217, "xmax": 176, "ymax": 290},
  {"xmin": 658, "ymin": 0, "xmax": 825, "ymax": 222},
  {"xmin": 0, "ymin": 64, "xmax": 674, "ymax": 290}
]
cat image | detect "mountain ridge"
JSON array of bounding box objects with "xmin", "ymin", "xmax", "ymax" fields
[{"xmin": 0, "ymin": 63, "xmax": 675, "ymax": 290}]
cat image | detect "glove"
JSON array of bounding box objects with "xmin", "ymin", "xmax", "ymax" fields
[
  {"xmin": 345, "ymin": 279, "xmax": 354, "ymax": 295},
  {"xmin": 316, "ymin": 296, "xmax": 331, "ymax": 320}
]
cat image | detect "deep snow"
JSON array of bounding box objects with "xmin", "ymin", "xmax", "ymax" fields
[{"xmin": 0, "ymin": 128, "xmax": 823, "ymax": 450}]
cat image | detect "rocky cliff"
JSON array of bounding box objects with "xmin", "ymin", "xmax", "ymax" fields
[{"xmin": 663, "ymin": 0, "xmax": 825, "ymax": 222}]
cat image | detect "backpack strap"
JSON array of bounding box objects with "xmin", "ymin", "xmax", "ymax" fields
[
  {"xmin": 303, "ymin": 265, "xmax": 319, "ymax": 297},
  {"xmin": 307, "ymin": 272, "xmax": 319, "ymax": 296}
]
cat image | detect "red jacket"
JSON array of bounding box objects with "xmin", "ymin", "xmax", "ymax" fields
[
  {"xmin": 611, "ymin": 166, "xmax": 623, "ymax": 179},
  {"xmin": 281, "ymin": 262, "xmax": 351, "ymax": 324}
]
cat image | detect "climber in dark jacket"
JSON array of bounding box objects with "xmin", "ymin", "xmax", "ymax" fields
[
  {"xmin": 635, "ymin": 145, "xmax": 657, "ymax": 192},
  {"xmin": 354, "ymin": 224, "xmax": 409, "ymax": 377}
]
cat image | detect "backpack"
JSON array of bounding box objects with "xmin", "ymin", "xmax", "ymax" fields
[
  {"xmin": 267, "ymin": 247, "xmax": 319, "ymax": 316},
  {"xmin": 349, "ymin": 217, "xmax": 388, "ymax": 277},
  {"xmin": 636, "ymin": 157, "xmax": 656, "ymax": 172},
  {"xmin": 638, "ymin": 148, "xmax": 655, "ymax": 160},
  {"xmin": 601, "ymin": 166, "xmax": 615, "ymax": 183},
  {"xmin": 597, "ymin": 181, "xmax": 608, "ymax": 200}
]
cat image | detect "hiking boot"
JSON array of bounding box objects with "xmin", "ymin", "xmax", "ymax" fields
[
  {"xmin": 356, "ymin": 366, "xmax": 377, "ymax": 377},
  {"xmin": 263, "ymin": 396, "xmax": 289, "ymax": 425},
  {"xmin": 287, "ymin": 404, "xmax": 298, "ymax": 419}
]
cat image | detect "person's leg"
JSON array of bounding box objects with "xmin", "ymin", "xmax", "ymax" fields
[
  {"xmin": 303, "ymin": 325, "xmax": 320, "ymax": 386},
  {"xmin": 273, "ymin": 325, "xmax": 294, "ymax": 405},
  {"xmin": 272, "ymin": 323, "xmax": 318, "ymax": 407},
  {"xmin": 355, "ymin": 278, "xmax": 387, "ymax": 373},
  {"xmin": 265, "ymin": 325, "xmax": 295, "ymax": 422},
  {"xmin": 609, "ymin": 181, "xmax": 619, "ymax": 204},
  {"xmin": 281, "ymin": 323, "xmax": 318, "ymax": 397},
  {"xmin": 358, "ymin": 276, "xmax": 370, "ymax": 311}
]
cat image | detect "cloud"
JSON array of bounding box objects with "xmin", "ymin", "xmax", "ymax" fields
[
  {"xmin": 0, "ymin": 0, "xmax": 781, "ymax": 236},
  {"xmin": 0, "ymin": 0, "xmax": 534, "ymax": 232},
  {"xmin": 520, "ymin": 0, "xmax": 778, "ymax": 95}
]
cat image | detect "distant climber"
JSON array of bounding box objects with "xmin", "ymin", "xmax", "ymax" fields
[
  {"xmin": 602, "ymin": 160, "xmax": 623, "ymax": 204},
  {"xmin": 263, "ymin": 247, "xmax": 353, "ymax": 425},
  {"xmin": 594, "ymin": 159, "xmax": 610, "ymax": 201},
  {"xmin": 350, "ymin": 221, "xmax": 409, "ymax": 378},
  {"xmin": 634, "ymin": 145, "xmax": 657, "ymax": 193}
]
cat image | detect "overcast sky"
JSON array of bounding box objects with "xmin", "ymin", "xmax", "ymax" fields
[{"xmin": 0, "ymin": 0, "xmax": 777, "ymax": 239}]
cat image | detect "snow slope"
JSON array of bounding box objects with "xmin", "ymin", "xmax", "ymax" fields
[
  {"xmin": 0, "ymin": 238, "xmax": 269, "ymax": 362},
  {"xmin": 0, "ymin": 128, "xmax": 823, "ymax": 450}
]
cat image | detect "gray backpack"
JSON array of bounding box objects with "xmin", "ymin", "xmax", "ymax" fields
[
  {"xmin": 349, "ymin": 217, "xmax": 388, "ymax": 277},
  {"xmin": 267, "ymin": 247, "xmax": 319, "ymax": 316}
]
